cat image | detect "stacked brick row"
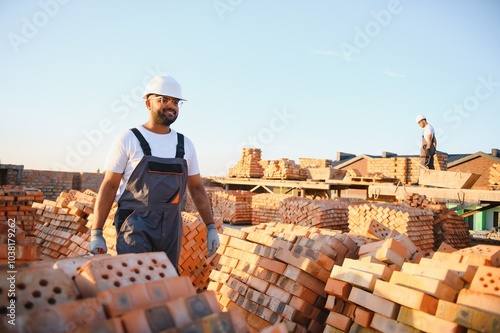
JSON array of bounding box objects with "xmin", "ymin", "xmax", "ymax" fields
[
  {"xmin": 0, "ymin": 185, "xmax": 42, "ymax": 233},
  {"xmin": 298, "ymin": 158, "xmax": 332, "ymax": 168},
  {"xmin": 279, "ymin": 197, "xmax": 351, "ymax": 232},
  {"xmin": 367, "ymin": 157, "xmax": 408, "ymax": 183},
  {"xmin": 31, "ymin": 189, "xmax": 106, "ymax": 259},
  {"xmin": 228, "ymin": 148, "xmax": 265, "ymax": 178},
  {"xmin": 183, "ymin": 185, "xmax": 221, "ymax": 213},
  {"xmin": 489, "ymin": 163, "xmax": 500, "ymax": 190},
  {"xmin": 263, "ymin": 159, "xmax": 307, "ymax": 181},
  {"xmin": 0, "ymin": 251, "xmax": 257, "ymax": 333},
  {"xmin": 251, "ymin": 193, "xmax": 291, "ymax": 225},
  {"xmin": 207, "ymin": 222, "xmax": 365, "ymax": 332},
  {"xmin": 211, "ymin": 190, "xmax": 254, "ymax": 224},
  {"xmin": 324, "ymin": 243, "xmax": 500, "ymax": 332},
  {"xmin": 400, "ymin": 193, "xmax": 471, "ymax": 250},
  {"xmin": 178, "ymin": 212, "xmax": 223, "ymax": 292},
  {"xmin": 347, "ymin": 203, "xmax": 435, "ymax": 253}
]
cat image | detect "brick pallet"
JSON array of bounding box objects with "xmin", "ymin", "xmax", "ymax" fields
[
  {"xmin": 228, "ymin": 148, "xmax": 265, "ymax": 178},
  {"xmin": 323, "ymin": 243, "xmax": 500, "ymax": 332},
  {"xmin": 278, "ymin": 197, "xmax": 352, "ymax": 232},
  {"xmin": 207, "ymin": 222, "xmax": 365, "ymax": 333},
  {"xmin": 401, "ymin": 193, "xmax": 471, "ymax": 250},
  {"xmin": 211, "ymin": 190, "xmax": 254, "ymax": 224},
  {"xmin": 0, "ymin": 185, "xmax": 43, "ymax": 234},
  {"xmin": 262, "ymin": 159, "xmax": 307, "ymax": 181},
  {"xmin": 251, "ymin": 193, "xmax": 291, "ymax": 225},
  {"xmin": 347, "ymin": 202, "xmax": 435, "ymax": 253},
  {"xmin": 298, "ymin": 158, "xmax": 332, "ymax": 169}
]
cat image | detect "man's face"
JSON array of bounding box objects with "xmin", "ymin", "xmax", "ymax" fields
[
  {"xmin": 148, "ymin": 95, "xmax": 181, "ymax": 126},
  {"xmin": 417, "ymin": 120, "xmax": 425, "ymax": 128}
]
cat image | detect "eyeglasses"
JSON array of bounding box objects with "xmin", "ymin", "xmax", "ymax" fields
[{"xmin": 151, "ymin": 95, "xmax": 183, "ymax": 107}]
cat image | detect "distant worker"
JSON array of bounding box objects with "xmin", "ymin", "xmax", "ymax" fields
[
  {"xmin": 416, "ymin": 115, "xmax": 437, "ymax": 170},
  {"xmin": 89, "ymin": 75, "xmax": 220, "ymax": 269}
]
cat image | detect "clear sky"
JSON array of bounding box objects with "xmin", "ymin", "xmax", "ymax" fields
[{"xmin": 1, "ymin": 0, "xmax": 499, "ymax": 177}]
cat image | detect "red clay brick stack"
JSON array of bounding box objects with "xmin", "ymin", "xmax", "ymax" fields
[
  {"xmin": 348, "ymin": 202, "xmax": 435, "ymax": 253},
  {"xmin": 251, "ymin": 193, "xmax": 291, "ymax": 225},
  {"xmin": 207, "ymin": 222, "xmax": 365, "ymax": 332},
  {"xmin": 489, "ymin": 163, "xmax": 500, "ymax": 190},
  {"xmin": 183, "ymin": 185, "xmax": 221, "ymax": 213},
  {"xmin": 298, "ymin": 158, "xmax": 332, "ymax": 168},
  {"xmin": 323, "ymin": 240, "xmax": 500, "ymax": 332},
  {"xmin": 32, "ymin": 189, "xmax": 104, "ymax": 259},
  {"xmin": 0, "ymin": 185, "xmax": 42, "ymax": 233},
  {"xmin": 228, "ymin": 148, "xmax": 265, "ymax": 178},
  {"xmin": 401, "ymin": 193, "xmax": 471, "ymax": 250},
  {"xmin": 211, "ymin": 190, "xmax": 254, "ymax": 224},
  {"xmin": 0, "ymin": 251, "xmax": 254, "ymax": 333},
  {"xmin": 263, "ymin": 159, "xmax": 307, "ymax": 181},
  {"xmin": 279, "ymin": 197, "xmax": 351, "ymax": 232},
  {"xmin": 178, "ymin": 212, "xmax": 223, "ymax": 292}
]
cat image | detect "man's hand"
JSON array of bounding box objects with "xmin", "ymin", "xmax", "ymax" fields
[
  {"xmin": 206, "ymin": 224, "xmax": 220, "ymax": 257},
  {"xmin": 425, "ymin": 148, "xmax": 431, "ymax": 157},
  {"xmin": 90, "ymin": 229, "xmax": 107, "ymax": 254}
]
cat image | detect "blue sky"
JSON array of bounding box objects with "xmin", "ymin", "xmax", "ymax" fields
[{"xmin": 1, "ymin": 0, "xmax": 499, "ymax": 177}]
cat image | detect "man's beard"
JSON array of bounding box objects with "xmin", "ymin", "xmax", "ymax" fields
[{"xmin": 153, "ymin": 109, "xmax": 177, "ymax": 126}]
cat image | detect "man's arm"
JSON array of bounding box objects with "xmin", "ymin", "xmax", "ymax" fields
[
  {"xmin": 187, "ymin": 174, "xmax": 215, "ymax": 225},
  {"xmin": 92, "ymin": 171, "xmax": 123, "ymax": 230}
]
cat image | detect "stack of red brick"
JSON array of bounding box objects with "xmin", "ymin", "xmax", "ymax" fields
[
  {"xmin": 347, "ymin": 202, "xmax": 436, "ymax": 253},
  {"xmin": 0, "ymin": 186, "xmax": 43, "ymax": 261},
  {"xmin": 401, "ymin": 193, "xmax": 471, "ymax": 250},
  {"xmin": 228, "ymin": 148, "xmax": 265, "ymax": 178},
  {"xmin": 323, "ymin": 242, "xmax": 500, "ymax": 332},
  {"xmin": 0, "ymin": 251, "xmax": 270, "ymax": 333},
  {"xmin": 262, "ymin": 159, "xmax": 307, "ymax": 181},
  {"xmin": 32, "ymin": 189, "xmax": 109, "ymax": 258},
  {"xmin": 211, "ymin": 190, "xmax": 254, "ymax": 224},
  {"xmin": 251, "ymin": 193, "xmax": 291, "ymax": 225},
  {"xmin": 279, "ymin": 197, "xmax": 351, "ymax": 232},
  {"xmin": 0, "ymin": 185, "xmax": 42, "ymax": 233},
  {"xmin": 207, "ymin": 222, "xmax": 366, "ymax": 332}
]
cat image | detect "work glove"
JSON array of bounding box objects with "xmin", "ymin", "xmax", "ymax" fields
[
  {"xmin": 90, "ymin": 229, "xmax": 107, "ymax": 255},
  {"xmin": 206, "ymin": 224, "xmax": 220, "ymax": 257},
  {"xmin": 425, "ymin": 148, "xmax": 431, "ymax": 157}
]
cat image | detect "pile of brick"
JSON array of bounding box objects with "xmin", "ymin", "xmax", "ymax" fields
[
  {"xmin": 211, "ymin": 190, "xmax": 254, "ymax": 224},
  {"xmin": 207, "ymin": 222, "xmax": 364, "ymax": 332},
  {"xmin": 178, "ymin": 212, "xmax": 223, "ymax": 292},
  {"xmin": 0, "ymin": 251, "xmax": 263, "ymax": 333},
  {"xmin": 324, "ymin": 242, "xmax": 500, "ymax": 332},
  {"xmin": 228, "ymin": 148, "xmax": 265, "ymax": 178},
  {"xmin": 347, "ymin": 203, "xmax": 435, "ymax": 253},
  {"xmin": 489, "ymin": 163, "xmax": 500, "ymax": 190},
  {"xmin": 401, "ymin": 193, "xmax": 471, "ymax": 250},
  {"xmin": 251, "ymin": 193, "xmax": 291, "ymax": 225},
  {"xmin": 31, "ymin": 189, "xmax": 109, "ymax": 259},
  {"xmin": 367, "ymin": 157, "xmax": 408, "ymax": 182},
  {"xmin": 183, "ymin": 185, "xmax": 221, "ymax": 213},
  {"xmin": 298, "ymin": 158, "xmax": 332, "ymax": 168},
  {"xmin": 279, "ymin": 197, "xmax": 351, "ymax": 231},
  {"xmin": 263, "ymin": 159, "xmax": 307, "ymax": 181},
  {"xmin": 0, "ymin": 185, "xmax": 42, "ymax": 233}
]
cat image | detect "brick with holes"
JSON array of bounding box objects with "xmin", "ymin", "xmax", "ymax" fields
[{"xmin": 74, "ymin": 252, "xmax": 178, "ymax": 297}]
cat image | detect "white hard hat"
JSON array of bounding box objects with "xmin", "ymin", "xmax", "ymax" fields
[
  {"xmin": 143, "ymin": 75, "xmax": 186, "ymax": 100},
  {"xmin": 415, "ymin": 115, "xmax": 426, "ymax": 123}
]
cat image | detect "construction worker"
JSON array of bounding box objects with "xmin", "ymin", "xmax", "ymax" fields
[
  {"xmin": 416, "ymin": 115, "xmax": 437, "ymax": 170},
  {"xmin": 89, "ymin": 75, "xmax": 220, "ymax": 269}
]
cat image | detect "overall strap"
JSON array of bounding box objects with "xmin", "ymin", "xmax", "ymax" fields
[
  {"xmin": 130, "ymin": 128, "xmax": 152, "ymax": 156},
  {"xmin": 176, "ymin": 133, "xmax": 185, "ymax": 159}
]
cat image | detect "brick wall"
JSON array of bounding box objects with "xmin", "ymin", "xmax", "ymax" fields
[
  {"xmin": 448, "ymin": 156, "xmax": 496, "ymax": 190},
  {"xmin": 0, "ymin": 166, "xmax": 104, "ymax": 201}
]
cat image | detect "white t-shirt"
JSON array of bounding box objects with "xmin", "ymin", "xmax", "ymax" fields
[
  {"xmin": 423, "ymin": 124, "xmax": 435, "ymax": 138},
  {"xmin": 104, "ymin": 126, "xmax": 200, "ymax": 201}
]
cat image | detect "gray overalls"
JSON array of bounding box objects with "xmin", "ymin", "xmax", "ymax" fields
[
  {"xmin": 114, "ymin": 128, "xmax": 188, "ymax": 269},
  {"xmin": 420, "ymin": 131, "xmax": 436, "ymax": 170}
]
